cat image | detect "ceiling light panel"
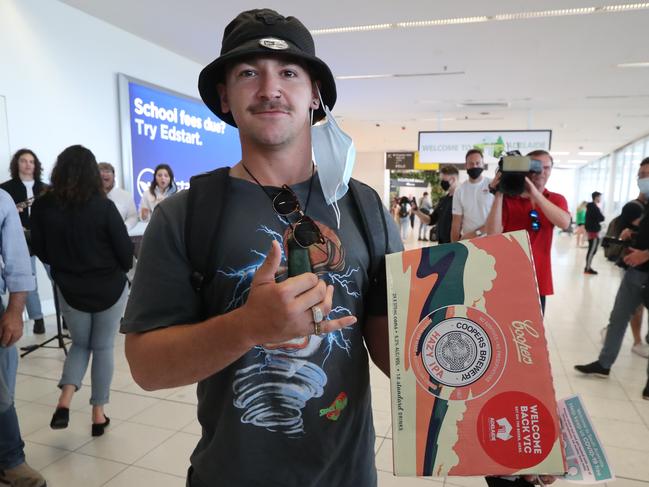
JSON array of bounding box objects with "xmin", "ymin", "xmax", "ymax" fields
[{"xmin": 311, "ymin": 3, "xmax": 649, "ymax": 35}]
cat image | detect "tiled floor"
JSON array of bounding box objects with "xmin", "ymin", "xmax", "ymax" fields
[{"xmin": 10, "ymin": 230, "xmax": 649, "ymax": 486}]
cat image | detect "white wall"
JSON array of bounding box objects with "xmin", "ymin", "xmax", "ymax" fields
[
  {"xmin": 352, "ymin": 151, "xmax": 388, "ymax": 203},
  {"xmin": 0, "ymin": 0, "xmax": 204, "ymax": 315}
]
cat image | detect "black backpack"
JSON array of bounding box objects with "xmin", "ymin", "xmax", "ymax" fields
[
  {"xmin": 603, "ymin": 199, "xmax": 643, "ymax": 262},
  {"xmin": 184, "ymin": 167, "xmax": 390, "ymax": 318}
]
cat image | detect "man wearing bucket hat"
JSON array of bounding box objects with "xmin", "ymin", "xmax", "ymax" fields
[{"xmin": 121, "ymin": 8, "xmax": 403, "ymax": 487}]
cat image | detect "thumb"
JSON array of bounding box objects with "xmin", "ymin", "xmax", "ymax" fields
[{"xmin": 252, "ymin": 240, "xmax": 282, "ymax": 286}]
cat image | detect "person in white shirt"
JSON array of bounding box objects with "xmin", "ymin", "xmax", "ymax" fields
[
  {"xmin": 451, "ymin": 149, "xmax": 496, "ymax": 241},
  {"xmin": 98, "ymin": 163, "xmax": 138, "ymax": 230},
  {"xmin": 139, "ymin": 164, "xmax": 176, "ymax": 222}
]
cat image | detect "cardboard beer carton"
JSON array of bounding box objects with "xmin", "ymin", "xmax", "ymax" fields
[{"xmin": 386, "ymin": 231, "xmax": 566, "ymax": 477}]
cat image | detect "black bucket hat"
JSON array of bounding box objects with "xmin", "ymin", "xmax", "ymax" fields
[{"xmin": 198, "ymin": 9, "xmax": 337, "ymax": 127}]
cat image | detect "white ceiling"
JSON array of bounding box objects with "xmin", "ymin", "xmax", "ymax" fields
[{"xmin": 60, "ymin": 0, "xmax": 649, "ymax": 166}]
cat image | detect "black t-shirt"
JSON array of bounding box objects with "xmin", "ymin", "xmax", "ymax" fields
[
  {"xmin": 121, "ymin": 174, "xmax": 402, "ymax": 487},
  {"xmin": 430, "ymin": 194, "xmax": 453, "ymax": 244}
]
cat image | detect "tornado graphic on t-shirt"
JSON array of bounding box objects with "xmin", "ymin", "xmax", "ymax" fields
[{"xmin": 217, "ymin": 220, "xmax": 359, "ymax": 436}]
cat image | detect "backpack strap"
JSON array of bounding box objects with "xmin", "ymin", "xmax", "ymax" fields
[
  {"xmin": 185, "ymin": 167, "xmax": 230, "ymax": 294},
  {"xmin": 348, "ymin": 178, "xmax": 389, "ymax": 315}
]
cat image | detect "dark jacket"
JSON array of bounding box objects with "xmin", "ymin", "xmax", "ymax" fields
[
  {"xmin": 585, "ymin": 202, "xmax": 605, "ymax": 233},
  {"xmin": 0, "ymin": 178, "xmax": 48, "ymax": 229},
  {"xmin": 30, "ymin": 193, "xmax": 133, "ymax": 312},
  {"xmin": 430, "ymin": 194, "xmax": 453, "ymax": 244}
]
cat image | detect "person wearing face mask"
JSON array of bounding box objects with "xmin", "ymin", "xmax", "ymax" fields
[
  {"xmin": 415, "ymin": 166, "xmax": 459, "ymax": 244},
  {"xmin": 0, "ymin": 149, "xmax": 49, "ymax": 335},
  {"xmin": 139, "ymin": 163, "xmax": 177, "ymax": 222},
  {"xmin": 97, "ymin": 163, "xmax": 138, "ymax": 230},
  {"xmin": 451, "ymin": 149, "xmax": 496, "ymax": 242},
  {"xmin": 485, "ymin": 150, "xmax": 570, "ymax": 314},
  {"xmin": 576, "ymin": 157, "xmax": 649, "ymax": 395},
  {"xmin": 120, "ymin": 9, "xmax": 408, "ymax": 487}
]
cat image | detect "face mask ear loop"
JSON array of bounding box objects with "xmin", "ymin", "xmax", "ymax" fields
[
  {"xmin": 316, "ymin": 86, "xmax": 326, "ymax": 114},
  {"xmin": 332, "ymin": 181, "xmax": 342, "ymax": 229}
]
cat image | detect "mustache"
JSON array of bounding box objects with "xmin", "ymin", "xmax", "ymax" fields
[{"xmin": 248, "ymin": 101, "xmax": 291, "ymax": 114}]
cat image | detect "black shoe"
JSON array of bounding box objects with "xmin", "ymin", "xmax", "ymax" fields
[
  {"xmin": 33, "ymin": 318, "xmax": 45, "ymax": 334},
  {"xmin": 92, "ymin": 416, "xmax": 110, "ymax": 437},
  {"xmin": 574, "ymin": 361, "xmax": 610, "ymax": 378},
  {"xmin": 50, "ymin": 407, "xmax": 69, "ymax": 429},
  {"xmin": 643, "ymin": 382, "xmax": 649, "ymax": 400},
  {"xmin": 584, "ymin": 268, "xmax": 598, "ymax": 275}
]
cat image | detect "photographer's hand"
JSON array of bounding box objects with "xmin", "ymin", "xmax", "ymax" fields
[
  {"xmin": 623, "ymin": 248, "xmax": 649, "ymax": 267},
  {"xmin": 619, "ymin": 228, "xmax": 635, "ymax": 241},
  {"xmin": 524, "ymin": 177, "xmax": 542, "ymax": 201}
]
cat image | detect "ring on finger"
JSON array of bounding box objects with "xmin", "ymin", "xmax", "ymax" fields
[
  {"xmin": 313, "ymin": 321, "xmax": 323, "ymax": 335},
  {"xmin": 311, "ymin": 306, "xmax": 324, "ymax": 324}
]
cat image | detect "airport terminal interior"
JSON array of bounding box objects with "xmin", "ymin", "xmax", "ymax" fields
[{"xmin": 1, "ymin": 1, "xmax": 649, "ymax": 486}]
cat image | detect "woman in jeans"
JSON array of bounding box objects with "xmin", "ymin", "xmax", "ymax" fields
[{"xmin": 30, "ymin": 145, "xmax": 133, "ymax": 436}]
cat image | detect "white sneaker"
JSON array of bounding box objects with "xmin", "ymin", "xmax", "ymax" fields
[
  {"xmin": 600, "ymin": 326, "xmax": 608, "ymax": 344},
  {"xmin": 631, "ymin": 343, "xmax": 649, "ymax": 358}
]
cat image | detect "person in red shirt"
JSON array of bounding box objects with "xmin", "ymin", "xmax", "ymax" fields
[{"xmin": 486, "ymin": 150, "xmax": 571, "ymax": 313}]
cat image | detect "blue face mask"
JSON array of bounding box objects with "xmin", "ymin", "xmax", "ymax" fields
[
  {"xmin": 311, "ymin": 89, "xmax": 356, "ymax": 228},
  {"xmin": 638, "ymin": 177, "xmax": 649, "ymax": 197}
]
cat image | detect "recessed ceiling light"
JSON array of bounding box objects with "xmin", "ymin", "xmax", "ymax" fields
[
  {"xmin": 336, "ymin": 71, "xmax": 464, "ymax": 80},
  {"xmin": 578, "ymin": 151, "xmax": 604, "ymax": 156},
  {"xmin": 551, "ymin": 151, "xmax": 570, "ymax": 156},
  {"xmin": 457, "ymin": 101, "xmax": 510, "ymax": 108},
  {"xmin": 553, "ymin": 159, "xmax": 562, "ymax": 163},
  {"xmin": 617, "ymin": 62, "xmax": 649, "ymax": 68},
  {"xmin": 311, "ymin": 3, "xmax": 649, "ymax": 35}
]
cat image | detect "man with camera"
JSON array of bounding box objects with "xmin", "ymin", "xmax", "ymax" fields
[
  {"xmin": 576, "ymin": 157, "xmax": 649, "ymax": 399},
  {"xmin": 485, "ymin": 150, "xmax": 570, "ymax": 313}
]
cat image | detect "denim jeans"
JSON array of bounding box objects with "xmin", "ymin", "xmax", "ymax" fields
[
  {"xmin": 0, "ymin": 301, "xmax": 26, "ymax": 470},
  {"xmin": 57, "ymin": 285, "xmax": 128, "ymax": 405},
  {"xmin": 25, "ymin": 256, "xmax": 43, "ymax": 321},
  {"xmin": 599, "ymin": 267, "xmax": 648, "ymax": 368},
  {"xmin": 399, "ymin": 217, "xmax": 410, "ymax": 240}
]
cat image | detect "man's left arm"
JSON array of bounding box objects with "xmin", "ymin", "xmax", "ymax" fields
[
  {"xmin": 526, "ymin": 179, "xmax": 571, "ymax": 230},
  {"xmin": 364, "ymin": 315, "xmax": 390, "ymax": 377},
  {"xmin": 363, "ymin": 206, "xmax": 403, "ymax": 377}
]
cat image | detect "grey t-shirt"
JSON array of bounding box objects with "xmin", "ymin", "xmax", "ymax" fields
[{"xmin": 121, "ymin": 174, "xmax": 402, "ymax": 487}]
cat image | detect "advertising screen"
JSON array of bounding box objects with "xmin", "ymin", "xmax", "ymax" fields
[
  {"xmin": 418, "ymin": 130, "xmax": 552, "ymax": 165},
  {"xmin": 118, "ymin": 74, "xmax": 241, "ymax": 207}
]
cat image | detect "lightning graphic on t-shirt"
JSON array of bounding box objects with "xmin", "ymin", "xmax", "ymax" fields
[{"xmin": 218, "ymin": 222, "xmax": 360, "ymax": 436}]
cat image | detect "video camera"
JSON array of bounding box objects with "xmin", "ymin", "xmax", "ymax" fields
[{"xmin": 496, "ymin": 150, "xmax": 543, "ymax": 196}]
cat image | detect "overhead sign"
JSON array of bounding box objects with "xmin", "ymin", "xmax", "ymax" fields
[
  {"xmin": 392, "ymin": 178, "xmax": 428, "ymax": 188},
  {"xmin": 418, "ymin": 130, "xmax": 552, "ymax": 164},
  {"xmin": 386, "ymin": 152, "xmax": 415, "ymax": 170},
  {"xmin": 118, "ymin": 74, "xmax": 242, "ymax": 208}
]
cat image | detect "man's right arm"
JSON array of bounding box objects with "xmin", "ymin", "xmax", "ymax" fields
[
  {"xmin": 124, "ymin": 232, "xmax": 354, "ymax": 390},
  {"xmin": 486, "ymin": 193, "xmax": 504, "ymax": 235}
]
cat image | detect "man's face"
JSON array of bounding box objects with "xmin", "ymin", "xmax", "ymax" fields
[
  {"xmin": 18, "ymin": 153, "xmax": 35, "ymax": 179},
  {"xmin": 638, "ymin": 164, "xmax": 649, "ymax": 180},
  {"xmin": 100, "ymin": 169, "xmax": 114, "ymax": 191},
  {"xmin": 441, "ymin": 174, "xmax": 456, "ymax": 186},
  {"xmin": 218, "ymin": 55, "xmax": 317, "ymax": 148},
  {"xmin": 529, "ymin": 154, "xmax": 552, "ymax": 191},
  {"xmin": 465, "ymin": 153, "xmax": 484, "ymax": 169}
]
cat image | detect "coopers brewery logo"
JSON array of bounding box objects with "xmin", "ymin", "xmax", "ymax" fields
[
  {"xmin": 421, "ymin": 318, "xmax": 492, "ymax": 388},
  {"xmin": 509, "ymin": 320, "xmax": 540, "ymax": 365},
  {"xmin": 409, "ymin": 306, "xmax": 507, "ymax": 401}
]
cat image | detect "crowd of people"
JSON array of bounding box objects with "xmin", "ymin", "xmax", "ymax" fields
[
  {"xmin": 0, "ymin": 147, "xmax": 175, "ymax": 486},
  {"xmin": 1, "ymin": 7, "xmax": 648, "ymax": 487}
]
